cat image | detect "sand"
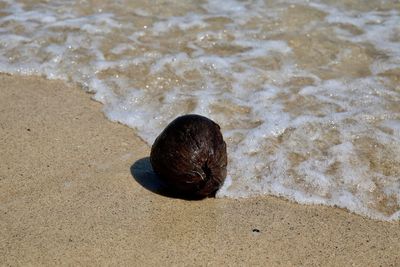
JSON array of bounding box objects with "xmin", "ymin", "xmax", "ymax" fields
[{"xmin": 0, "ymin": 73, "xmax": 399, "ymax": 266}]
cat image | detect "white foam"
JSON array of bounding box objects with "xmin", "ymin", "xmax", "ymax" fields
[{"xmin": 0, "ymin": 0, "xmax": 399, "ymax": 221}]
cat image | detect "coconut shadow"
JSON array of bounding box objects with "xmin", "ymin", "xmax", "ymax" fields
[{"xmin": 130, "ymin": 157, "xmax": 205, "ymax": 200}]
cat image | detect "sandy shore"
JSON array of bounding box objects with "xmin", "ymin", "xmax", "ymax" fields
[{"xmin": 0, "ymin": 74, "xmax": 399, "ymax": 266}]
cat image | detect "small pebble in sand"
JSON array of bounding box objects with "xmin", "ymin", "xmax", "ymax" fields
[{"xmin": 150, "ymin": 114, "xmax": 227, "ymax": 199}]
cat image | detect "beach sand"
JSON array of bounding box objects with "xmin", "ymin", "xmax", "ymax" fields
[{"xmin": 0, "ymin": 73, "xmax": 399, "ymax": 266}]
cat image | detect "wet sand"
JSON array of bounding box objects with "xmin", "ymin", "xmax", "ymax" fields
[{"xmin": 0, "ymin": 74, "xmax": 399, "ymax": 266}]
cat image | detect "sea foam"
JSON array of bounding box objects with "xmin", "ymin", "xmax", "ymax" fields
[{"xmin": 0, "ymin": 0, "xmax": 399, "ymax": 220}]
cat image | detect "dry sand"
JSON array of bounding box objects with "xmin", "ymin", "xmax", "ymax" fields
[{"xmin": 0, "ymin": 74, "xmax": 399, "ymax": 266}]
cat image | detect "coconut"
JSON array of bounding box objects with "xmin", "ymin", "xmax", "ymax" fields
[{"xmin": 150, "ymin": 114, "xmax": 227, "ymax": 199}]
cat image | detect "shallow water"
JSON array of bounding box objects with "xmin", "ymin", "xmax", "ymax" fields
[{"xmin": 0, "ymin": 0, "xmax": 399, "ymax": 220}]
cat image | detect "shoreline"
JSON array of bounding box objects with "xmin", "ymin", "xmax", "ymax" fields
[{"xmin": 0, "ymin": 74, "xmax": 399, "ymax": 266}]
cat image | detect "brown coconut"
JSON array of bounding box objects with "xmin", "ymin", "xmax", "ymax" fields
[{"xmin": 150, "ymin": 114, "xmax": 227, "ymax": 199}]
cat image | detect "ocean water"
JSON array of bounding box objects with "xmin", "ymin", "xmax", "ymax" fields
[{"xmin": 0, "ymin": 0, "xmax": 399, "ymax": 221}]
